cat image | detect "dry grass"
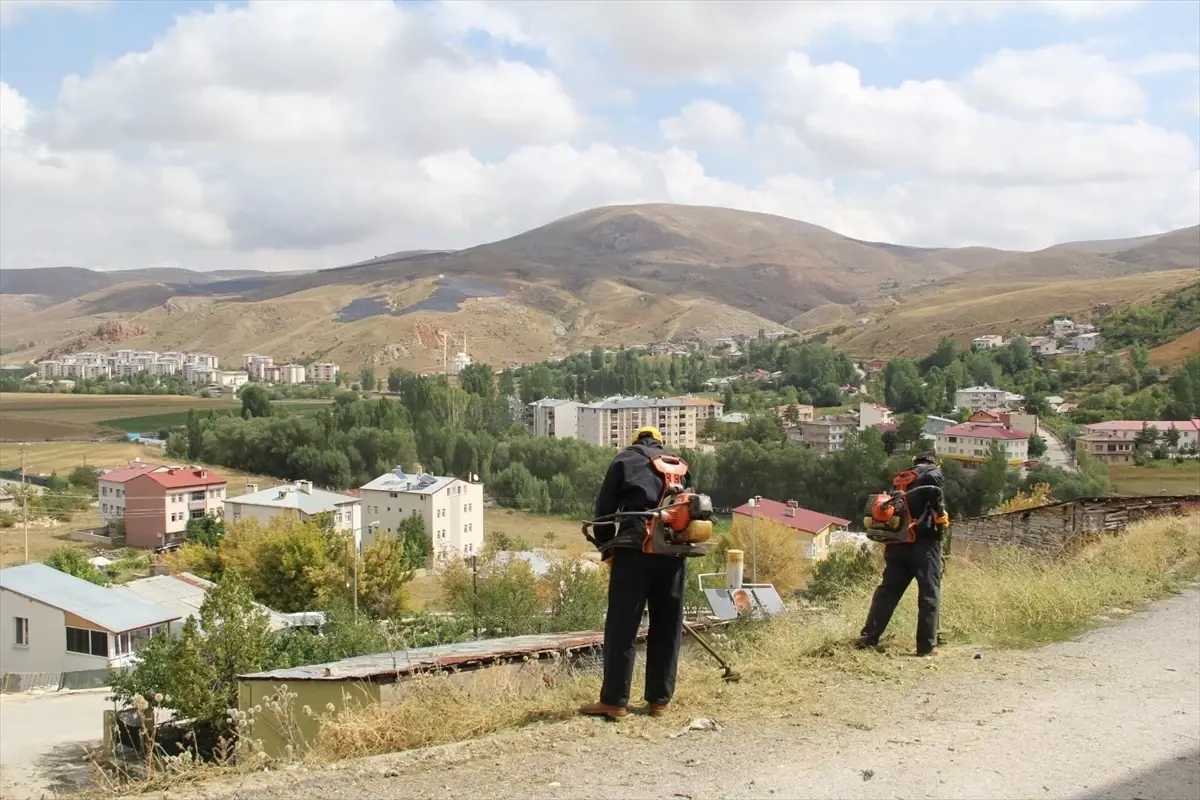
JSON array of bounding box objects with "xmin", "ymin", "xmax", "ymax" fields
[
  {"xmin": 305, "ymin": 512, "xmax": 1200, "ymax": 762},
  {"xmin": 0, "ymin": 393, "xmax": 239, "ymax": 441},
  {"xmin": 483, "ymin": 508, "xmax": 593, "ymax": 556},
  {"xmin": 1149, "ymin": 327, "xmax": 1200, "ymax": 367},
  {"xmin": 1108, "ymin": 462, "xmax": 1200, "ymax": 496}
]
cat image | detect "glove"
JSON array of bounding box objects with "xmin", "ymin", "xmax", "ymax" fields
[{"xmin": 934, "ymin": 511, "xmax": 950, "ymax": 533}]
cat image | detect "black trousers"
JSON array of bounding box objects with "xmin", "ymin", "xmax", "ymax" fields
[
  {"xmin": 860, "ymin": 538, "xmax": 942, "ymax": 655},
  {"xmin": 600, "ymin": 548, "xmax": 687, "ymax": 707}
]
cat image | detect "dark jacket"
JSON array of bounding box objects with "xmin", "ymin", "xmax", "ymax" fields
[
  {"xmin": 905, "ymin": 462, "xmax": 948, "ymax": 541},
  {"xmin": 592, "ymin": 438, "xmax": 690, "ymax": 552}
]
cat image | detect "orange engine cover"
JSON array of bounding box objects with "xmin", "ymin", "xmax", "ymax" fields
[{"xmin": 869, "ymin": 493, "xmax": 896, "ymax": 522}]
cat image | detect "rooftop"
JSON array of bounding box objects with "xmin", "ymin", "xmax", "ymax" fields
[
  {"xmin": 139, "ymin": 466, "xmax": 227, "ymax": 489},
  {"xmin": 227, "ymin": 482, "xmax": 359, "ymax": 515},
  {"xmin": 731, "ymin": 498, "xmax": 850, "ymax": 534},
  {"xmin": 109, "ymin": 572, "xmax": 294, "ymax": 632},
  {"xmin": 1085, "ymin": 419, "xmax": 1200, "ymax": 433},
  {"xmin": 361, "ymin": 468, "xmax": 458, "ymax": 495},
  {"xmin": 530, "ymin": 398, "xmax": 578, "ymax": 408},
  {"xmin": 0, "ymin": 563, "xmax": 180, "ymax": 633},
  {"xmin": 98, "ymin": 462, "xmax": 162, "ymax": 483},
  {"xmin": 585, "ymin": 396, "xmax": 685, "ymax": 410},
  {"xmin": 958, "ymin": 385, "xmax": 1006, "ymax": 394},
  {"xmin": 941, "ymin": 422, "xmax": 1029, "ymax": 440}
]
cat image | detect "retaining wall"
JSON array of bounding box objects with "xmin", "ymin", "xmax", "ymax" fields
[{"xmin": 2, "ymin": 667, "xmax": 117, "ymax": 694}]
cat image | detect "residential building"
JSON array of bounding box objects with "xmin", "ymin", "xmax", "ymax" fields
[
  {"xmin": 123, "ymin": 466, "xmax": 228, "ymax": 549},
  {"xmin": 1074, "ymin": 432, "xmax": 1137, "ymax": 466},
  {"xmin": 969, "ymin": 409, "xmax": 1040, "ymax": 437},
  {"xmin": 35, "ymin": 350, "xmax": 220, "ymax": 381},
  {"xmin": 1027, "ymin": 336, "xmax": 1058, "ymax": 356},
  {"xmin": 279, "ymin": 363, "xmax": 307, "ymax": 384},
  {"xmin": 1078, "ymin": 420, "xmax": 1200, "ymax": 462},
  {"xmin": 679, "ymin": 396, "xmax": 725, "ymax": 427},
  {"xmin": 729, "ymin": 499, "xmax": 850, "ymax": 589},
  {"xmin": 971, "ymin": 335, "xmax": 1005, "ymax": 349},
  {"xmin": 110, "ymin": 572, "xmax": 294, "ymax": 635},
  {"xmin": 310, "ymin": 362, "xmax": 340, "ymax": 383},
  {"xmin": 954, "ymin": 385, "xmax": 1010, "ymax": 412},
  {"xmin": 1073, "ymin": 332, "xmax": 1102, "ymax": 352},
  {"xmin": 577, "ymin": 396, "xmax": 698, "ymax": 449},
  {"xmin": 935, "ymin": 422, "xmax": 1030, "ymax": 468},
  {"xmin": 924, "ymin": 415, "xmax": 957, "ymax": 440},
  {"xmin": 527, "ymin": 398, "xmax": 582, "ymax": 440},
  {"xmin": 0, "ymin": 563, "xmax": 179, "ymax": 679},
  {"xmin": 798, "ymin": 415, "xmax": 854, "ymax": 454},
  {"xmin": 359, "ymin": 467, "xmax": 484, "ymax": 560},
  {"xmin": 224, "ymin": 481, "xmax": 362, "ymax": 540},
  {"xmin": 772, "ymin": 403, "xmax": 815, "ymax": 428},
  {"xmin": 858, "ymin": 402, "xmax": 894, "ymax": 431},
  {"xmin": 721, "ymin": 412, "xmax": 749, "ymax": 425},
  {"xmin": 98, "ymin": 461, "xmax": 161, "ymax": 525},
  {"xmin": 1049, "ymin": 318, "xmax": 1077, "ymax": 338}
]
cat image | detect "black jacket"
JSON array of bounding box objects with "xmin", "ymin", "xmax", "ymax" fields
[
  {"xmin": 906, "ymin": 462, "xmax": 948, "ymax": 541},
  {"xmin": 592, "ymin": 439, "xmax": 690, "ymax": 552}
]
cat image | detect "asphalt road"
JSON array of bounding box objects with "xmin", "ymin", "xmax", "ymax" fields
[{"xmin": 0, "ymin": 688, "xmax": 113, "ymax": 799}]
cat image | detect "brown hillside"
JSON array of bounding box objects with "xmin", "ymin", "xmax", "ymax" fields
[{"xmin": 1149, "ymin": 328, "xmax": 1200, "ymax": 367}]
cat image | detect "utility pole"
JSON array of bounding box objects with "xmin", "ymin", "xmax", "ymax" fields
[
  {"xmin": 471, "ymin": 555, "xmax": 479, "ymax": 638},
  {"xmin": 21, "ymin": 445, "xmax": 29, "ymax": 565},
  {"xmin": 749, "ymin": 495, "xmax": 761, "ymax": 584}
]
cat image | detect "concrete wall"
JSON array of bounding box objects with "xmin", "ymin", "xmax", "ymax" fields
[
  {"xmin": 953, "ymin": 496, "xmax": 1200, "ymax": 553},
  {"xmin": 239, "ymin": 679, "xmax": 381, "ymax": 759},
  {"xmin": 0, "ymin": 590, "xmax": 111, "ymax": 676}
]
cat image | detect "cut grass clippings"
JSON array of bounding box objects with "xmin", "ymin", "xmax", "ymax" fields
[{"xmin": 303, "ymin": 512, "xmax": 1200, "ymax": 763}]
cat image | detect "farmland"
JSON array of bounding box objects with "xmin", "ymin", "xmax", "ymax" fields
[{"xmin": 1108, "ymin": 461, "xmax": 1200, "ymax": 496}]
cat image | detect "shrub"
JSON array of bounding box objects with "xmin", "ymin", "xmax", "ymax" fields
[{"xmin": 805, "ymin": 543, "xmax": 879, "ymax": 602}]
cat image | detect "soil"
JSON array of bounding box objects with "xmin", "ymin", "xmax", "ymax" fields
[{"xmin": 167, "ymin": 588, "xmax": 1200, "ymax": 800}]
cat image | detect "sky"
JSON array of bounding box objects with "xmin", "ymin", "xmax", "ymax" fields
[{"xmin": 0, "ymin": 0, "xmax": 1198, "ymax": 273}]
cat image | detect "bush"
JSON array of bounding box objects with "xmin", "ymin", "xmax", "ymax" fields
[{"xmin": 805, "ymin": 543, "xmax": 879, "ymax": 602}]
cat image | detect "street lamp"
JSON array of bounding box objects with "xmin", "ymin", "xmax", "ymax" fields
[
  {"xmin": 354, "ymin": 520, "xmax": 379, "ymax": 622},
  {"xmin": 749, "ymin": 496, "xmax": 762, "ymax": 584}
]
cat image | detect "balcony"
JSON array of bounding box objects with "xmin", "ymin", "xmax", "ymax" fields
[{"xmin": 188, "ymin": 499, "xmax": 207, "ymax": 511}]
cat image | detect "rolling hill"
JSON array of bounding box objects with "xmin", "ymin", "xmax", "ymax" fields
[{"xmin": 0, "ymin": 204, "xmax": 1196, "ymax": 370}]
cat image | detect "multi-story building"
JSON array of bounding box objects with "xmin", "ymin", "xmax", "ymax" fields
[
  {"xmin": 310, "ymin": 362, "xmax": 340, "ymax": 383},
  {"xmin": 527, "ymin": 398, "xmax": 582, "ymax": 439},
  {"xmin": 225, "ymin": 481, "xmax": 362, "ymax": 542},
  {"xmin": 243, "ymin": 354, "xmax": 276, "ymax": 382},
  {"xmin": 679, "ymin": 396, "xmax": 725, "ymax": 427},
  {"xmin": 1076, "ymin": 420, "xmax": 1200, "ymax": 464},
  {"xmin": 858, "ymin": 402, "xmax": 893, "ymax": 431},
  {"xmin": 278, "ymin": 364, "xmax": 307, "ymax": 384},
  {"xmin": 36, "ymin": 350, "xmax": 219, "ymax": 382},
  {"xmin": 1049, "ymin": 318, "xmax": 1077, "ymax": 338},
  {"xmin": 576, "ymin": 396, "xmax": 697, "ymax": 449},
  {"xmin": 122, "ymin": 466, "xmax": 228, "ymax": 549},
  {"xmin": 971, "ymin": 335, "xmax": 1005, "ymax": 349},
  {"xmin": 935, "ymin": 422, "xmax": 1029, "ymax": 468},
  {"xmin": 796, "ymin": 415, "xmax": 853, "ymax": 454},
  {"xmin": 1073, "ymin": 332, "xmax": 1102, "ymax": 352},
  {"xmin": 772, "ymin": 403, "xmax": 815, "ymax": 428},
  {"xmin": 359, "ymin": 467, "xmax": 484, "ymax": 560},
  {"xmin": 97, "ymin": 461, "xmax": 162, "ymax": 526},
  {"xmin": 954, "ymin": 385, "xmax": 1010, "ymax": 412}
]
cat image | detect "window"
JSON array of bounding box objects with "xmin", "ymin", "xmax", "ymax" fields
[
  {"xmin": 14, "ymin": 617, "xmax": 28, "ymax": 647},
  {"xmin": 114, "ymin": 631, "xmax": 132, "ymax": 656},
  {"xmin": 65, "ymin": 627, "xmax": 108, "ymax": 657}
]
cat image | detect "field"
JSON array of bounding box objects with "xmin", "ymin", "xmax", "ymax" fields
[
  {"xmin": 1149, "ymin": 327, "xmax": 1200, "ymax": 367},
  {"xmin": 1108, "ymin": 461, "xmax": 1200, "ymax": 496},
  {"xmin": 0, "ymin": 393, "xmax": 330, "ymax": 440}
]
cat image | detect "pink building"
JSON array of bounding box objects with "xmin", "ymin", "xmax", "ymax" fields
[{"xmin": 123, "ymin": 467, "xmax": 228, "ymax": 549}]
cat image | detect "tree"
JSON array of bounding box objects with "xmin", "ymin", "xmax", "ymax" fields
[
  {"xmin": 540, "ymin": 558, "xmax": 607, "ymax": 631},
  {"xmin": 67, "ymin": 465, "xmax": 102, "ymax": 488},
  {"xmin": 498, "ymin": 370, "xmax": 516, "ymax": 397},
  {"xmin": 355, "ymin": 536, "xmax": 414, "ymax": 618},
  {"xmin": 440, "ymin": 552, "xmax": 541, "ymax": 636},
  {"xmin": 240, "ymin": 385, "xmax": 272, "ymax": 419},
  {"xmin": 185, "ymin": 516, "xmax": 226, "ymax": 548},
  {"xmin": 216, "ymin": 517, "xmax": 345, "ymax": 613},
  {"xmin": 359, "ymin": 365, "xmax": 376, "ymax": 394},
  {"xmin": 44, "ymin": 547, "xmax": 106, "ymax": 585},
  {"xmin": 398, "ymin": 514, "xmax": 432, "ymax": 569},
  {"xmin": 1028, "ymin": 434, "xmax": 1048, "ymax": 459},
  {"xmin": 186, "ymin": 409, "xmax": 204, "ymax": 460},
  {"xmin": 459, "ymin": 363, "xmax": 495, "ymax": 399},
  {"xmin": 896, "ymin": 413, "xmax": 927, "ymax": 452}
]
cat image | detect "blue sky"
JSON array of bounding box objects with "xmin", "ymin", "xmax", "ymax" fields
[{"xmin": 0, "ymin": 0, "xmax": 1197, "ymax": 271}]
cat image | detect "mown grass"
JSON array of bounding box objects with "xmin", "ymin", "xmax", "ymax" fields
[
  {"xmin": 1108, "ymin": 461, "xmax": 1200, "ymax": 497},
  {"xmin": 304, "ymin": 512, "xmax": 1200, "ymax": 762},
  {"xmin": 97, "ymin": 401, "xmax": 332, "ymax": 433}
]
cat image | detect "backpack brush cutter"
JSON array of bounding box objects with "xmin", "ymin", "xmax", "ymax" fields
[{"xmin": 862, "ymin": 468, "xmax": 947, "ymax": 545}]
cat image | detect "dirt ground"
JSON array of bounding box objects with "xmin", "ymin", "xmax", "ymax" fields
[
  {"xmin": 151, "ymin": 588, "xmax": 1200, "ymax": 800},
  {"xmin": 0, "ymin": 689, "xmax": 115, "ymax": 800}
]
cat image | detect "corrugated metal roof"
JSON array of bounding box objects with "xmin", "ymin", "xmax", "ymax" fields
[
  {"xmin": 0, "ymin": 563, "xmax": 180, "ymax": 633},
  {"xmin": 226, "ymin": 483, "xmax": 359, "ymax": 515},
  {"xmin": 361, "ymin": 468, "xmax": 456, "ymax": 495},
  {"xmin": 98, "ymin": 462, "xmax": 162, "ymax": 483},
  {"xmin": 108, "ymin": 572, "xmax": 293, "ymax": 633}
]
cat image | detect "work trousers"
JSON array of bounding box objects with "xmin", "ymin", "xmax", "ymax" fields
[
  {"xmin": 859, "ymin": 537, "xmax": 943, "ymax": 655},
  {"xmin": 600, "ymin": 547, "xmax": 688, "ymax": 708}
]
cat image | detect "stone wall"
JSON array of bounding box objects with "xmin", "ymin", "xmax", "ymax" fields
[{"xmin": 953, "ymin": 495, "xmax": 1200, "ymax": 554}]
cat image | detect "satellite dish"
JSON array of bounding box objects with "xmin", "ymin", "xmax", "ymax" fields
[{"xmin": 471, "ymin": 473, "xmax": 479, "ymax": 482}]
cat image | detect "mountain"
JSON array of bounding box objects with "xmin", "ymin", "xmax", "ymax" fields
[{"xmin": 1, "ymin": 204, "xmax": 1196, "ymax": 370}]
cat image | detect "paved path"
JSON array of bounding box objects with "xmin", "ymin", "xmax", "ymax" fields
[
  {"xmin": 0, "ymin": 689, "xmax": 113, "ymax": 800},
  {"xmin": 184, "ymin": 589, "xmax": 1200, "ymax": 800},
  {"xmin": 1042, "ymin": 428, "xmax": 1076, "ymax": 472}
]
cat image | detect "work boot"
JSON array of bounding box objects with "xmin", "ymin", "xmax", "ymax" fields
[
  {"xmin": 854, "ymin": 637, "xmax": 884, "ymax": 652},
  {"xmin": 578, "ymin": 702, "xmax": 627, "ymax": 720},
  {"xmin": 640, "ymin": 703, "xmax": 669, "ymax": 717},
  {"xmin": 916, "ymin": 649, "xmax": 938, "ymax": 659}
]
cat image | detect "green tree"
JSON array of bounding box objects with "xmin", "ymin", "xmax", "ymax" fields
[
  {"xmin": 67, "ymin": 465, "xmax": 102, "ymax": 488},
  {"xmin": 459, "ymin": 363, "xmax": 495, "ymax": 399},
  {"xmin": 186, "ymin": 409, "xmax": 204, "ymax": 460},
  {"xmin": 498, "ymin": 370, "xmax": 516, "ymax": 396},
  {"xmin": 44, "ymin": 547, "xmax": 106, "ymax": 585},
  {"xmin": 440, "ymin": 552, "xmax": 541, "ymax": 636},
  {"xmin": 359, "ymin": 365, "xmax": 376, "ymax": 394},
  {"xmin": 1028, "ymin": 434, "xmax": 1048, "ymax": 459},
  {"xmin": 240, "ymin": 384, "xmax": 273, "ymax": 419},
  {"xmin": 541, "ymin": 558, "xmax": 607, "ymax": 631},
  {"xmin": 398, "ymin": 514, "xmax": 432, "ymax": 569},
  {"xmin": 185, "ymin": 515, "xmax": 226, "ymax": 547}
]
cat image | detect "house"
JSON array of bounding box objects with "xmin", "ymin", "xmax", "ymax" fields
[
  {"xmin": 1049, "ymin": 318, "xmax": 1077, "ymax": 339},
  {"xmin": 526, "ymin": 398, "xmax": 582, "ymax": 440},
  {"xmin": 1073, "ymin": 332, "xmax": 1102, "ymax": 352},
  {"xmin": 797, "ymin": 416, "xmax": 854, "ymax": 454},
  {"xmin": 678, "ymin": 396, "xmax": 725, "ymax": 426},
  {"xmin": 771, "ymin": 403, "xmax": 815, "ymax": 428},
  {"xmin": 224, "ymin": 481, "xmax": 362, "ymax": 540},
  {"xmin": 359, "ymin": 467, "xmax": 484, "ymax": 560},
  {"xmin": 969, "ymin": 409, "xmax": 1039, "ymax": 437},
  {"xmin": 1074, "ymin": 431, "xmax": 1137, "ymax": 465},
  {"xmin": 858, "ymin": 402, "xmax": 893, "ymax": 431},
  {"xmin": 123, "ymin": 466, "xmax": 228, "ymax": 549},
  {"xmin": 730, "ymin": 499, "xmax": 850, "ymax": 586},
  {"xmin": 1027, "ymin": 336, "xmax": 1058, "ymax": 356},
  {"xmin": 109, "ymin": 572, "xmax": 294, "ymax": 635},
  {"xmin": 97, "ymin": 461, "xmax": 161, "ymax": 526},
  {"xmin": 1077, "ymin": 420, "xmax": 1200, "ymax": 463},
  {"xmin": 863, "ymin": 359, "xmax": 887, "ymax": 374},
  {"xmin": 0, "ymin": 563, "xmax": 179, "ymax": 681},
  {"xmin": 309, "ymin": 362, "xmax": 340, "ymax": 383},
  {"xmin": 954, "ymin": 385, "xmax": 1009, "ymax": 412},
  {"xmin": 971, "ymin": 335, "xmax": 1005, "ymax": 349},
  {"xmin": 935, "ymin": 422, "xmax": 1029, "ymax": 468}
]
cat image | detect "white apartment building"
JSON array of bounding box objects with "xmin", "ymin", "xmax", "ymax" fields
[
  {"xmin": 935, "ymin": 422, "xmax": 1030, "ymax": 468},
  {"xmin": 1073, "ymin": 332, "xmax": 1102, "ymax": 352},
  {"xmin": 225, "ymin": 481, "xmax": 362, "ymax": 543},
  {"xmin": 796, "ymin": 416, "xmax": 853, "ymax": 454},
  {"xmin": 310, "ymin": 362, "xmax": 340, "ymax": 383},
  {"xmin": 577, "ymin": 396, "xmax": 698, "ymax": 449},
  {"xmin": 858, "ymin": 402, "xmax": 894, "ymax": 431},
  {"xmin": 527, "ymin": 399, "xmax": 582, "ymax": 439},
  {"xmin": 36, "ymin": 350, "xmax": 220, "ymax": 382},
  {"xmin": 954, "ymin": 385, "xmax": 1010, "ymax": 412},
  {"xmin": 359, "ymin": 467, "xmax": 484, "ymax": 559},
  {"xmin": 278, "ymin": 364, "xmax": 306, "ymax": 384},
  {"xmin": 971, "ymin": 335, "xmax": 1005, "ymax": 349}
]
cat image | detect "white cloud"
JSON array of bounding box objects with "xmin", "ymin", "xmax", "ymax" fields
[
  {"xmin": 0, "ymin": 0, "xmax": 1196, "ymax": 274},
  {"xmin": 0, "ymin": 0, "xmax": 111, "ymax": 28},
  {"xmin": 659, "ymin": 101, "xmax": 745, "ymax": 149},
  {"xmin": 1128, "ymin": 52, "xmax": 1200, "ymax": 76}
]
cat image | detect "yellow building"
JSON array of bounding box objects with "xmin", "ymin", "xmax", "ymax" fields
[{"xmin": 729, "ymin": 498, "xmax": 851, "ymax": 591}]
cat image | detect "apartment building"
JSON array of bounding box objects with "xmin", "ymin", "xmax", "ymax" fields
[
  {"xmin": 527, "ymin": 398, "xmax": 582, "ymax": 439},
  {"xmin": 97, "ymin": 461, "xmax": 162, "ymax": 525},
  {"xmin": 1073, "ymin": 332, "xmax": 1102, "ymax": 352},
  {"xmin": 772, "ymin": 403, "xmax": 815, "ymax": 428},
  {"xmin": 225, "ymin": 481, "xmax": 362, "ymax": 541},
  {"xmin": 858, "ymin": 402, "xmax": 894, "ymax": 431},
  {"xmin": 1049, "ymin": 318, "xmax": 1076, "ymax": 338},
  {"xmin": 1074, "ymin": 432, "xmax": 1137, "ymax": 466},
  {"xmin": 935, "ymin": 422, "xmax": 1029, "ymax": 468},
  {"xmin": 954, "ymin": 385, "xmax": 1010, "ymax": 412},
  {"xmin": 971, "ymin": 335, "xmax": 1005, "ymax": 349},
  {"xmin": 679, "ymin": 396, "xmax": 725, "ymax": 427},
  {"xmin": 576, "ymin": 396, "xmax": 697, "ymax": 449},
  {"xmin": 310, "ymin": 362, "xmax": 340, "ymax": 383},
  {"xmin": 795, "ymin": 415, "xmax": 854, "ymax": 454},
  {"xmin": 1076, "ymin": 419, "xmax": 1200, "ymax": 465},
  {"xmin": 37, "ymin": 350, "xmax": 220, "ymax": 381},
  {"xmin": 359, "ymin": 467, "xmax": 484, "ymax": 559},
  {"xmin": 123, "ymin": 466, "xmax": 228, "ymax": 549},
  {"xmin": 278, "ymin": 363, "xmax": 306, "ymax": 384}
]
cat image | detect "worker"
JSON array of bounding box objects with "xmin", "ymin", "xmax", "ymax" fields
[
  {"xmin": 579, "ymin": 425, "xmax": 688, "ymax": 720},
  {"xmin": 857, "ymin": 451, "xmax": 950, "ymax": 658}
]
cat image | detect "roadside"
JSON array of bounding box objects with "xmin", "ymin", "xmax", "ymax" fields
[
  {"xmin": 0, "ymin": 689, "xmax": 113, "ymax": 800},
  {"xmin": 172, "ymin": 588, "xmax": 1200, "ymax": 800},
  {"xmin": 1041, "ymin": 427, "xmax": 1076, "ymax": 472}
]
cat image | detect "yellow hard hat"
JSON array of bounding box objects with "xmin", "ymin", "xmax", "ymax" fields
[{"xmin": 632, "ymin": 425, "xmax": 663, "ymax": 444}]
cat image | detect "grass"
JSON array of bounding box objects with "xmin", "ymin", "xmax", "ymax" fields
[
  {"xmin": 1149, "ymin": 328, "xmax": 1200, "ymax": 367},
  {"xmin": 0, "ymin": 392, "xmax": 239, "ymax": 441},
  {"xmin": 1108, "ymin": 461, "xmax": 1200, "ymax": 496},
  {"xmin": 291, "ymin": 512, "xmax": 1200, "ymax": 763},
  {"xmin": 97, "ymin": 401, "xmax": 330, "ymax": 433}
]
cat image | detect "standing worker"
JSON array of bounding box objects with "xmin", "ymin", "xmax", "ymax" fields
[
  {"xmin": 857, "ymin": 451, "xmax": 950, "ymax": 658},
  {"xmin": 579, "ymin": 425, "xmax": 689, "ymax": 719}
]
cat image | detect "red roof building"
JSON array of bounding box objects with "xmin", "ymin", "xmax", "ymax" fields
[
  {"xmin": 98, "ymin": 462, "xmax": 162, "ymax": 528},
  {"xmin": 731, "ymin": 498, "xmax": 850, "ymax": 535},
  {"xmin": 936, "ymin": 422, "xmax": 1029, "ymax": 467},
  {"xmin": 123, "ymin": 466, "xmax": 228, "ymax": 549}
]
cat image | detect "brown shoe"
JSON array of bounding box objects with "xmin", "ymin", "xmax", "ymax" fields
[
  {"xmin": 642, "ymin": 703, "xmax": 668, "ymax": 717},
  {"xmin": 578, "ymin": 702, "xmax": 627, "ymax": 719}
]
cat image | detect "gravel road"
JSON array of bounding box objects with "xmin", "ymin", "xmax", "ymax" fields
[{"xmin": 180, "ymin": 590, "xmax": 1200, "ymax": 800}]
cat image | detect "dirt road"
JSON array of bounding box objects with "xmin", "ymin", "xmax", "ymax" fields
[
  {"xmin": 0, "ymin": 689, "xmax": 112, "ymax": 800},
  {"xmin": 178, "ymin": 590, "xmax": 1200, "ymax": 800}
]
